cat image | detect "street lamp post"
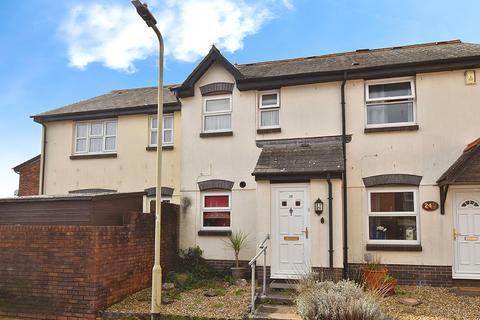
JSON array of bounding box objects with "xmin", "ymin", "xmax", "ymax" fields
[{"xmin": 131, "ymin": 0, "xmax": 164, "ymax": 315}]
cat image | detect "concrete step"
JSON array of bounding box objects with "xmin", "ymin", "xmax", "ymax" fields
[
  {"xmin": 269, "ymin": 280, "xmax": 297, "ymax": 290},
  {"xmin": 259, "ymin": 291, "xmax": 295, "ymax": 305},
  {"xmin": 251, "ymin": 304, "xmax": 300, "ymax": 320}
]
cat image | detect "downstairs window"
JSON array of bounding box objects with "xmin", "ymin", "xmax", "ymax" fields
[
  {"xmin": 367, "ymin": 188, "xmax": 419, "ymax": 245},
  {"xmin": 202, "ymin": 193, "xmax": 231, "ymax": 229}
]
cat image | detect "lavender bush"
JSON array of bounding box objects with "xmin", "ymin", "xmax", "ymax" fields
[{"xmin": 296, "ymin": 278, "xmax": 387, "ymax": 320}]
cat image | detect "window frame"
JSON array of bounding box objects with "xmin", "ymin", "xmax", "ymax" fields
[
  {"xmin": 201, "ymin": 192, "xmax": 232, "ymax": 230},
  {"xmin": 203, "ymin": 95, "xmax": 233, "ymax": 133},
  {"xmin": 258, "ymin": 90, "xmax": 281, "ymax": 129},
  {"xmin": 365, "ymin": 78, "xmax": 416, "ymax": 129},
  {"xmin": 73, "ymin": 119, "xmax": 117, "ymax": 155},
  {"xmin": 366, "ymin": 187, "xmax": 420, "ymax": 245},
  {"xmin": 149, "ymin": 114, "xmax": 174, "ymax": 147}
]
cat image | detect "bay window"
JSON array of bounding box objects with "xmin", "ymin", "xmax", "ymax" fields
[
  {"xmin": 202, "ymin": 193, "xmax": 231, "ymax": 229},
  {"xmin": 367, "ymin": 188, "xmax": 419, "ymax": 244},
  {"xmin": 259, "ymin": 91, "xmax": 280, "ymax": 128},
  {"xmin": 203, "ymin": 95, "xmax": 232, "ymax": 132},
  {"xmin": 74, "ymin": 120, "xmax": 117, "ymax": 154},
  {"xmin": 365, "ymin": 78, "xmax": 416, "ymax": 128},
  {"xmin": 149, "ymin": 114, "xmax": 174, "ymax": 146}
]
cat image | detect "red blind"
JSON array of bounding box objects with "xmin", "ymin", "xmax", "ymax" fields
[{"xmin": 204, "ymin": 195, "xmax": 229, "ymax": 208}]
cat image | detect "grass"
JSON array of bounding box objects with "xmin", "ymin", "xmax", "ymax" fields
[{"xmin": 234, "ymin": 289, "xmax": 246, "ymax": 296}]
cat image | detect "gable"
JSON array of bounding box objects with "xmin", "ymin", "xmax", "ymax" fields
[{"xmin": 173, "ymin": 46, "xmax": 243, "ymax": 98}]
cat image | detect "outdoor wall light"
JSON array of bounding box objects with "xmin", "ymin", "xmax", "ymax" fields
[{"xmin": 314, "ymin": 198, "xmax": 324, "ymax": 215}]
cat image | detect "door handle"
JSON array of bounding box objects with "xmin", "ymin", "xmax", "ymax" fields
[
  {"xmin": 453, "ymin": 228, "xmax": 459, "ymax": 240},
  {"xmin": 302, "ymin": 227, "xmax": 309, "ymax": 239}
]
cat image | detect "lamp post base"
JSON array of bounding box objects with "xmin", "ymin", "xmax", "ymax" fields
[{"xmin": 151, "ymin": 265, "xmax": 163, "ymax": 314}]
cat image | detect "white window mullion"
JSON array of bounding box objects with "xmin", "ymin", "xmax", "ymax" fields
[
  {"xmin": 367, "ymin": 187, "xmax": 419, "ymax": 244},
  {"xmin": 259, "ymin": 91, "xmax": 280, "ymax": 128},
  {"xmin": 203, "ymin": 95, "xmax": 232, "ymax": 133},
  {"xmin": 365, "ymin": 77, "xmax": 416, "ymax": 128},
  {"xmin": 74, "ymin": 120, "xmax": 117, "ymax": 155}
]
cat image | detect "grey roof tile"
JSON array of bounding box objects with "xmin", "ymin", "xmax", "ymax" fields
[
  {"xmin": 437, "ymin": 138, "xmax": 480, "ymax": 185},
  {"xmin": 34, "ymin": 85, "xmax": 178, "ymax": 118},
  {"xmin": 253, "ymin": 136, "xmax": 344, "ymax": 176},
  {"xmin": 236, "ymin": 40, "xmax": 480, "ymax": 79}
]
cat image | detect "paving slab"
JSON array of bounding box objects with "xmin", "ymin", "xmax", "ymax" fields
[
  {"xmin": 451, "ymin": 287, "xmax": 480, "ymax": 297},
  {"xmin": 252, "ymin": 304, "xmax": 300, "ymax": 320}
]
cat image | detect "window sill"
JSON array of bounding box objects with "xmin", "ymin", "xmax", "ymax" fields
[
  {"xmin": 146, "ymin": 145, "xmax": 174, "ymax": 151},
  {"xmin": 70, "ymin": 153, "xmax": 117, "ymax": 160},
  {"xmin": 364, "ymin": 125, "xmax": 419, "ymax": 134},
  {"xmin": 198, "ymin": 230, "xmax": 232, "ymax": 236},
  {"xmin": 200, "ymin": 131, "xmax": 233, "ymax": 138},
  {"xmin": 257, "ymin": 128, "xmax": 281, "ymax": 134},
  {"xmin": 366, "ymin": 244, "xmax": 422, "ymax": 251}
]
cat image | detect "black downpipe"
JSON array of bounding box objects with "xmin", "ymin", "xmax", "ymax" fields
[
  {"xmin": 327, "ymin": 176, "xmax": 333, "ymax": 269},
  {"xmin": 341, "ymin": 73, "xmax": 349, "ymax": 279},
  {"xmin": 40, "ymin": 122, "xmax": 47, "ymax": 195}
]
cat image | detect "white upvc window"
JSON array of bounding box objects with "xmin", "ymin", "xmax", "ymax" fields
[
  {"xmin": 203, "ymin": 95, "xmax": 232, "ymax": 133},
  {"xmin": 149, "ymin": 114, "xmax": 174, "ymax": 146},
  {"xmin": 365, "ymin": 78, "xmax": 416, "ymax": 128},
  {"xmin": 367, "ymin": 187, "xmax": 420, "ymax": 245},
  {"xmin": 201, "ymin": 192, "xmax": 231, "ymax": 230},
  {"xmin": 74, "ymin": 120, "xmax": 117, "ymax": 154},
  {"xmin": 259, "ymin": 91, "xmax": 280, "ymax": 128}
]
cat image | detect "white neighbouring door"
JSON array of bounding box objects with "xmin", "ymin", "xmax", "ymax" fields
[
  {"xmin": 271, "ymin": 184, "xmax": 311, "ymax": 279},
  {"xmin": 453, "ymin": 192, "xmax": 480, "ymax": 279}
]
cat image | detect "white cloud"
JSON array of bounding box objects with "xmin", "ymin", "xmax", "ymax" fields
[{"xmin": 61, "ymin": 0, "xmax": 291, "ymax": 72}]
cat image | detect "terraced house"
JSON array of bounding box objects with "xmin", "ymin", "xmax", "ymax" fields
[
  {"xmin": 32, "ymin": 86, "xmax": 182, "ymax": 209},
  {"xmin": 32, "ymin": 39, "xmax": 480, "ymax": 285}
]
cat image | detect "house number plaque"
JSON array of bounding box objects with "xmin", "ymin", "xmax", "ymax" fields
[{"xmin": 422, "ymin": 201, "xmax": 439, "ymax": 211}]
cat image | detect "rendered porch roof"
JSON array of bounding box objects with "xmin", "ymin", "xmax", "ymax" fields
[
  {"xmin": 253, "ymin": 136, "xmax": 344, "ymax": 178},
  {"xmin": 33, "ymin": 85, "xmax": 179, "ymax": 122},
  {"xmin": 437, "ymin": 138, "xmax": 480, "ymax": 185}
]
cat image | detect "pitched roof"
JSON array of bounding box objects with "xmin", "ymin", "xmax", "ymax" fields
[
  {"xmin": 33, "ymin": 85, "xmax": 179, "ymax": 122},
  {"xmin": 253, "ymin": 136, "xmax": 344, "ymax": 179},
  {"xmin": 12, "ymin": 155, "xmax": 41, "ymax": 173},
  {"xmin": 175, "ymin": 40, "xmax": 480, "ymax": 96},
  {"xmin": 437, "ymin": 138, "xmax": 480, "ymax": 185},
  {"xmin": 235, "ymin": 40, "xmax": 480, "ymax": 79}
]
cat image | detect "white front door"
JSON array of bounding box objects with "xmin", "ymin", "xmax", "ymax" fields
[
  {"xmin": 453, "ymin": 192, "xmax": 480, "ymax": 279},
  {"xmin": 271, "ymin": 184, "xmax": 310, "ymax": 279}
]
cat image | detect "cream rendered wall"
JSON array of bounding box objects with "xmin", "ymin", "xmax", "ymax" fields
[
  {"xmin": 179, "ymin": 61, "xmax": 480, "ymax": 267},
  {"xmin": 255, "ymin": 179, "xmax": 343, "ymax": 269},
  {"xmin": 346, "ymin": 69, "xmax": 480, "ymax": 266},
  {"xmin": 179, "ymin": 63, "xmax": 260, "ymax": 260},
  {"xmin": 43, "ymin": 112, "xmax": 182, "ymax": 203},
  {"xmin": 256, "ymin": 81, "xmax": 342, "ymax": 140}
]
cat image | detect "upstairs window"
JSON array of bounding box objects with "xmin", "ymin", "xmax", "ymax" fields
[
  {"xmin": 202, "ymin": 193, "xmax": 231, "ymax": 229},
  {"xmin": 150, "ymin": 114, "xmax": 174, "ymax": 146},
  {"xmin": 74, "ymin": 120, "xmax": 117, "ymax": 154},
  {"xmin": 203, "ymin": 95, "xmax": 232, "ymax": 132},
  {"xmin": 259, "ymin": 91, "xmax": 280, "ymax": 128},
  {"xmin": 367, "ymin": 188, "xmax": 419, "ymax": 244},
  {"xmin": 365, "ymin": 78, "xmax": 416, "ymax": 128}
]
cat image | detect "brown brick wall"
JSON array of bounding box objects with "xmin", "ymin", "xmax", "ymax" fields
[
  {"xmin": 17, "ymin": 157, "xmax": 40, "ymax": 196},
  {"xmin": 206, "ymin": 260, "xmax": 480, "ymax": 287},
  {"xmin": 349, "ymin": 263, "xmax": 454, "ymax": 287},
  {"xmin": 0, "ymin": 209, "xmax": 179, "ymax": 319}
]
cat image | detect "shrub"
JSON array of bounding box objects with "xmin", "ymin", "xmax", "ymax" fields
[
  {"xmin": 296, "ymin": 278, "xmax": 387, "ymax": 320},
  {"xmin": 173, "ymin": 246, "xmax": 222, "ymax": 290}
]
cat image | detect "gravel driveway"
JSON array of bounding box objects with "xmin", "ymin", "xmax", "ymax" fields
[
  {"xmin": 104, "ymin": 284, "xmax": 250, "ymax": 319},
  {"xmin": 380, "ymin": 286, "xmax": 480, "ymax": 320}
]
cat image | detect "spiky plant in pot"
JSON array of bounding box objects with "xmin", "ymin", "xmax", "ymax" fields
[{"xmin": 225, "ymin": 231, "xmax": 249, "ymax": 278}]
